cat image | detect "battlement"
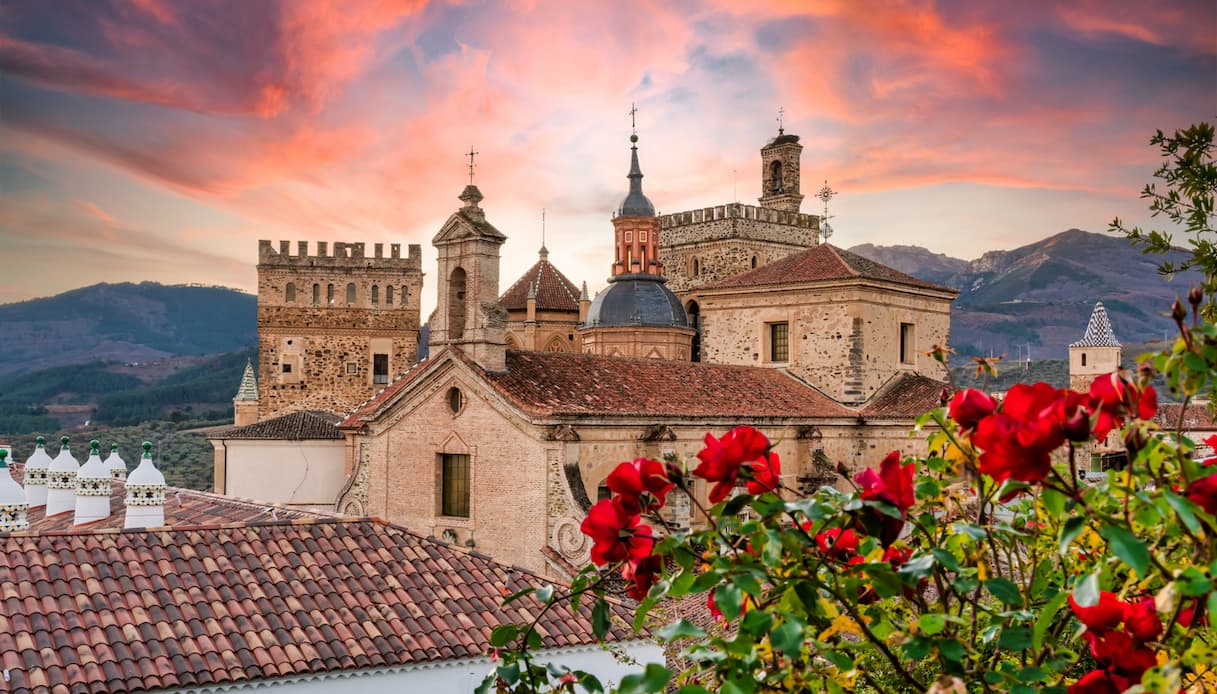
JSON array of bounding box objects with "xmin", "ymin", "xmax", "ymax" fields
[
  {"xmin": 659, "ymin": 203, "xmax": 818, "ymax": 231},
  {"xmin": 258, "ymin": 240, "xmax": 423, "ymax": 269}
]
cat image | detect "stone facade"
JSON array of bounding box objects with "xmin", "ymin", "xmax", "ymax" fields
[
  {"xmin": 577, "ymin": 325, "xmax": 695, "ymax": 361},
  {"xmin": 658, "ymin": 203, "xmax": 820, "ymax": 294},
  {"xmin": 505, "ymin": 309, "xmax": 583, "ymax": 353},
  {"xmin": 758, "ymin": 134, "xmax": 805, "ymax": 212},
  {"xmin": 693, "ymin": 281, "xmax": 954, "ymax": 404},
  {"xmin": 256, "ymin": 240, "xmax": 423, "ymax": 418}
]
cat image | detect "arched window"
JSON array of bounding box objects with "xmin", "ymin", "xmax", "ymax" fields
[
  {"xmin": 1081, "ymin": 353, "xmax": 1087, "ymax": 367},
  {"xmin": 371, "ymin": 285, "xmax": 379, "ymax": 305},
  {"xmin": 312, "ymin": 283, "xmax": 320, "ymax": 305},
  {"xmin": 449, "ymin": 267, "xmax": 467, "ymax": 339},
  {"xmin": 692, "ymin": 258, "xmax": 700, "ymax": 277},
  {"xmin": 386, "ymin": 286, "xmax": 394, "ymax": 305},
  {"xmin": 751, "ymin": 255, "xmax": 758, "ymax": 269},
  {"xmin": 400, "ymin": 286, "xmax": 408, "ymax": 305},
  {"xmin": 285, "ymin": 282, "xmax": 296, "ymax": 303},
  {"xmin": 687, "ymin": 300, "xmax": 701, "ymax": 363},
  {"xmin": 346, "ymin": 283, "xmax": 356, "ymax": 304},
  {"xmin": 327, "ymin": 283, "xmax": 334, "ymax": 305},
  {"xmin": 770, "ymin": 160, "xmax": 784, "ymax": 193}
]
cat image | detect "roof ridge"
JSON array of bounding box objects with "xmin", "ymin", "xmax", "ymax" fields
[
  {"xmin": 1, "ymin": 515, "xmax": 369, "ymax": 539},
  {"xmin": 824, "ymin": 244, "xmax": 862, "ymax": 277}
]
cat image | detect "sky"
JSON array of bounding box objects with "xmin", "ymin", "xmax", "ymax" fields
[{"xmin": 0, "ymin": 0, "xmax": 1214, "ymax": 314}]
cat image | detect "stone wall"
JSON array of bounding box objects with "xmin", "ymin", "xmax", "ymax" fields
[
  {"xmin": 577, "ymin": 325, "xmax": 695, "ymax": 361},
  {"xmin": 694, "ymin": 282, "xmax": 952, "ymax": 404},
  {"xmin": 1068, "ymin": 345, "xmax": 1122, "ymax": 392},
  {"xmin": 256, "ymin": 239, "xmax": 423, "ymax": 418},
  {"xmin": 504, "ymin": 309, "xmax": 581, "ymax": 352}
]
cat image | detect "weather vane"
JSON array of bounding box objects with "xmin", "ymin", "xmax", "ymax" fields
[
  {"xmin": 777, "ymin": 106, "xmax": 785, "ymax": 135},
  {"xmin": 817, "ymin": 179, "xmax": 836, "ymax": 240},
  {"xmin": 629, "ymin": 102, "xmax": 638, "ymax": 136},
  {"xmin": 466, "ymin": 146, "xmax": 479, "ymax": 185}
]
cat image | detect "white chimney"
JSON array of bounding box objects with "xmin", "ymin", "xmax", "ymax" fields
[
  {"xmin": 74, "ymin": 440, "xmax": 112, "ymax": 526},
  {"xmin": 104, "ymin": 443, "xmax": 128, "ymax": 480},
  {"xmin": 124, "ymin": 442, "xmax": 166, "ymax": 529},
  {"xmin": 23, "ymin": 436, "xmax": 52, "ymax": 508},
  {"xmin": 0, "ymin": 449, "xmax": 29, "ymax": 532},
  {"xmin": 45, "ymin": 436, "xmax": 79, "ymax": 518}
]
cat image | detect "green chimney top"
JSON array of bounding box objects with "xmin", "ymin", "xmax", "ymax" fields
[{"xmin": 142, "ymin": 442, "xmax": 153, "ymax": 458}]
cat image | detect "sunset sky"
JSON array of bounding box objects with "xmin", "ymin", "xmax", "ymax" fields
[{"xmin": 1, "ymin": 0, "xmax": 1213, "ymax": 312}]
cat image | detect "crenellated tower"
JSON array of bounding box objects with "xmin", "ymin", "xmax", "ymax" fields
[{"xmin": 255, "ymin": 239, "xmax": 424, "ymax": 418}]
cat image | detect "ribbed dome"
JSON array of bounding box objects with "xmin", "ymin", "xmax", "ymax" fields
[{"xmin": 583, "ymin": 274, "xmax": 688, "ymax": 328}]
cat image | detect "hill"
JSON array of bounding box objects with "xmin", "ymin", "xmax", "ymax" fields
[
  {"xmin": 0, "ymin": 282, "xmax": 256, "ymax": 375},
  {"xmin": 849, "ymin": 230, "xmax": 1201, "ymax": 359}
]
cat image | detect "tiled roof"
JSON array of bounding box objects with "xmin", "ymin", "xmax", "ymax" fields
[
  {"xmin": 704, "ymin": 244, "xmax": 954, "ymax": 293},
  {"xmin": 0, "ymin": 517, "xmax": 636, "ymax": 694},
  {"xmin": 214, "ymin": 410, "xmax": 343, "ymax": 440},
  {"xmin": 1069, "ymin": 301, "xmax": 1121, "ymax": 348},
  {"xmin": 482, "ymin": 350, "xmax": 855, "ymax": 419},
  {"xmin": 1153, "ymin": 403, "xmax": 1217, "ymax": 430},
  {"xmin": 500, "ymin": 257, "xmax": 581, "ymax": 312},
  {"xmin": 8, "ymin": 463, "xmax": 324, "ymax": 532},
  {"xmin": 859, "ymin": 373, "xmax": 949, "ymax": 419},
  {"xmin": 234, "ymin": 360, "xmax": 258, "ymax": 401},
  {"xmin": 339, "ymin": 359, "xmax": 432, "ymax": 428}
]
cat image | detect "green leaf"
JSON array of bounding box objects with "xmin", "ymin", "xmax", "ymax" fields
[
  {"xmin": 931, "ymin": 548, "xmax": 961, "ymax": 572},
  {"xmin": 690, "ymin": 571, "xmax": 721, "ymax": 593},
  {"xmin": 1177, "ymin": 566, "xmax": 1215, "ymax": 596},
  {"xmin": 1100, "ymin": 525, "xmax": 1151, "ymax": 577},
  {"xmin": 1033, "ymin": 590, "xmax": 1069, "ymax": 651},
  {"xmin": 617, "ymin": 663, "xmax": 671, "ymax": 694},
  {"xmin": 998, "ymin": 627, "xmax": 1034, "ymax": 650},
  {"xmin": 1164, "ymin": 490, "xmax": 1203, "ymax": 534},
  {"xmin": 489, "ymin": 624, "xmax": 519, "ymax": 648},
  {"xmin": 1042, "ymin": 486, "xmax": 1066, "ymax": 517},
  {"xmin": 986, "ymin": 578, "xmax": 1024, "ymax": 607},
  {"xmin": 656, "ymin": 619, "xmax": 706, "ymax": 641},
  {"xmin": 740, "ymin": 608, "xmax": 774, "ymax": 636},
  {"xmin": 526, "ymin": 628, "xmax": 542, "ymax": 650},
  {"xmin": 1073, "ymin": 571, "xmax": 1100, "ymax": 608},
  {"xmin": 721, "ymin": 679, "xmax": 756, "ymax": 694},
  {"xmin": 633, "ymin": 596, "xmax": 657, "ymax": 632},
  {"xmin": 502, "ymin": 587, "xmax": 534, "ymax": 606},
  {"xmin": 676, "ymin": 687, "xmax": 712, "ymax": 694},
  {"xmin": 770, "ymin": 618, "xmax": 805, "ymax": 657},
  {"xmin": 918, "ymin": 613, "xmax": 948, "ymax": 636},
  {"xmin": 592, "ymin": 598, "xmax": 611, "ymax": 639},
  {"xmin": 496, "ymin": 662, "xmax": 520, "ymax": 686},
  {"xmin": 1057, "ymin": 516, "xmax": 1086, "ymax": 555},
  {"xmin": 577, "ymin": 672, "xmax": 605, "ymax": 693},
  {"xmin": 898, "ymin": 552, "xmax": 937, "ymax": 581},
  {"xmin": 714, "ymin": 583, "xmax": 743, "ymax": 622},
  {"xmin": 937, "ymin": 638, "xmax": 966, "ymax": 664}
]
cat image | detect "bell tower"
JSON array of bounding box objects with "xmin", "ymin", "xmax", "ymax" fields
[
  {"xmin": 429, "ymin": 159, "xmax": 509, "ymax": 371},
  {"xmin": 759, "ymin": 111, "xmax": 804, "ymax": 212},
  {"xmin": 1069, "ymin": 301, "xmax": 1122, "ymax": 392}
]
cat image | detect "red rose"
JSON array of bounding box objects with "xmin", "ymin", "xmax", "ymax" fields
[
  {"xmin": 1090, "ymin": 373, "xmax": 1158, "ymax": 440},
  {"xmin": 1122, "ymin": 597, "xmax": 1163, "ymax": 642},
  {"xmin": 973, "ymin": 414, "xmax": 1054, "ymax": 485},
  {"xmin": 745, "ymin": 452, "xmax": 782, "ymax": 496},
  {"xmin": 1069, "ymin": 669, "xmax": 1132, "ymax": 694},
  {"xmin": 1069, "ymin": 591, "xmax": 1126, "ymax": 633},
  {"xmin": 815, "ymin": 527, "xmax": 860, "ymax": 558},
  {"xmin": 1084, "ymin": 630, "xmax": 1157, "ymax": 678},
  {"xmin": 1186, "ymin": 473, "xmax": 1217, "ymax": 516},
  {"xmin": 948, "ymin": 388, "xmax": 996, "ymax": 430},
  {"xmin": 607, "ymin": 457, "xmax": 675, "ymax": 515},
  {"xmin": 621, "ymin": 554, "xmax": 663, "ymax": 601},
  {"xmin": 580, "ymin": 499, "xmax": 653, "ymax": 566},
  {"xmin": 854, "ymin": 451, "xmax": 915, "ymax": 546},
  {"xmin": 694, "ymin": 426, "xmax": 771, "ymax": 503}
]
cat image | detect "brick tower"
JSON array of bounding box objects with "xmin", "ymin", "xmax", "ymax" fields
[
  {"xmin": 758, "ymin": 127, "xmax": 805, "ymax": 212},
  {"xmin": 255, "ymin": 240, "xmax": 423, "ymax": 418}
]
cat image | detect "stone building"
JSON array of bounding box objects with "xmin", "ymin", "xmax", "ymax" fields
[
  {"xmin": 1068, "ymin": 301, "xmax": 1122, "ymax": 392},
  {"xmin": 255, "ymin": 239, "xmax": 423, "ymax": 418},
  {"xmin": 499, "ymin": 245, "xmax": 588, "ymax": 353}
]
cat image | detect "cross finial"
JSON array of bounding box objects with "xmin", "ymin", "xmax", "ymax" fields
[
  {"xmin": 541, "ymin": 208, "xmax": 546, "ymax": 247},
  {"xmin": 629, "ymin": 102, "xmax": 638, "ymax": 136},
  {"xmin": 817, "ymin": 179, "xmax": 836, "ymax": 217},
  {"xmin": 777, "ymin": 106, "xmax": 785, "ymax": 135},
  {"xmin": 466, "ymin": 146, "xmax": 479, "ymax": 185}
]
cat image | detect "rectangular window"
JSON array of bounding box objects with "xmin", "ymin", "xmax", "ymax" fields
[
  {"xmin": 346, "ymin": 362, "xmax": 358, "ymax": 375},
  {"xmin": 769, "ymin": 322, "xmax": 789, "ymax": 362},
  {"xmin": 282, "ymin": 363, "xmax": 292, "ymax": 374},
  {"xmin": 900, "ymin": 323, "xmax": 915, "ymax": 365},
  {"xmin": 640, "ymin": 231, "xmax": 647, "ymax": 242},
  {"xmin": 373, "ymin": 353, "xmax": 389, "ymax": 384},
  {"xmin": 441, "ymin": 454, "xmax": 470, "ymax": 518}
]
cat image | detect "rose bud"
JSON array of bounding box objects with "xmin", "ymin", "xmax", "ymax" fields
[
  {"xmin": 1189, "ymin": 285, "xmax": 1203, "ymax": 311},
  {"xmin": 665, "ymin": 460, "xmax": 688, "ymax": 490},
  {"xmin": 836, "ymin": 461, "xmax": 851, "ymax": 477},
  {"xmin": 1064, "ymin": 406, "xmax": 1091, "ymax": 442},
  {"xmin": 1172, "ymin": 297, "xmax": 1187, "ymax": 326}
]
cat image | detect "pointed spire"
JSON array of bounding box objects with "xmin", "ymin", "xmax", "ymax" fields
[
  {"xmin": 617, "ymin": 109, "xmax": 656, "ymax": 217},
  {"xmin": 74, "ymin": 440, "xmax": 112, "ymax": 526},
  {"xmin": 23, "ymin": 435, "xmax": 51, "ymax": 508},
  {"xmin": 527, "ymin": 280, "xmax": 537, "ymax": 300},
  {"xmin": 539, "ymin": 208, "xmax": 548, "ymax": 259},
  {"xmin": 0, "ymin": 449, "xmax": 29, "ymax": 532},
  {"xmin": 125, "ymin": 442, "xmax": 166, "ymax": 529},
  {"xmin": 104, "ymin": 443, "xmax": 127, "ymax": 480},
  {"xmin": 235, "ymin": 359, "xmax": 258, "ymax": 402},
  {"xmin": 45, "ymin": 436, "xmax": 79, "ymax": 517},
  {"xmin": 1070, "ymin": 301, "xmax": 1121, "ymax": 348},
  {"xmin": 580, "ymin": 281, "xmax": 590, "ymax": 302}
]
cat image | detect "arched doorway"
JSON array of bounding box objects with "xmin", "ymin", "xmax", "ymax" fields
[
  {"xmin": 686, "ymin": 300, "xmax": 701, "ymax": 362},
  {"xmin": 449, "ymin": 267, "xmax": 467, "ymax": 339}
]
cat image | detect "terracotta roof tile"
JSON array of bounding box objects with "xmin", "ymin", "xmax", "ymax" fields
[
  {"xmin": 705, "ymin": 243, "xmax": 955, "ymax": 293},
  {"xmin": 338, "ymin": 359, "xmax": 432, "ymax": 428},
  {"xmin": 0, "ymin": 519, "xmax": 635, "ymax": 693},
  {"xmin": 214, "ymin": 410, "xmax": 343, "ymax": 440},
  {"xmin": 482, "ymin": 350, "xmax": 854, "ymax": 419},
  {"xmin": 499, "ymin": 258, "xmax": 581, "ymax": 312},
  {"xmin": 1154, "ymin": 403, "xmax": 1217, "ymax": 430},
  {"xmin": 859, "ymin": 373, "xmax": 950, "ymax": 419}
]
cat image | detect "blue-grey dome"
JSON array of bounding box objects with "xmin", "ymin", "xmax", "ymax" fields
[
  {"xmin": 616, "ymin": 139, "xmax": 656, "ymax": 217},
  {"xmin": 584, "ymin": 274, "xmax": 688, "ymax": 328}
]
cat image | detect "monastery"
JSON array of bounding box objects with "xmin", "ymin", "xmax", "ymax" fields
[{"xmin": 211, "ymin": 123, "xmax": 961, "ymax": 577}]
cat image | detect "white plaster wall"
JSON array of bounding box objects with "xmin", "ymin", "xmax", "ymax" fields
[
  {"xmin": 220, "ymin": 439, "xmax": 346, "ymax": 507},
  {"xmin": 181, "ymin": 641, "xmax": 664, "ymax": 694}
]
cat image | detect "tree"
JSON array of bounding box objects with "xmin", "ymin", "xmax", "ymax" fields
[{"xmin": 1112, "ymin": 122, "xmax": 1217, "ymax": 319}]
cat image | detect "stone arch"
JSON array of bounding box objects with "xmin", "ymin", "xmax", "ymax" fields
[
  {"xmin": 751, "ymin": 255, "xmax": 758, "ymax": 269},
  {"xmin": 449, "ymin": 267, "xmax": 467, "ymax": 339},
  {"xmin": 326, "ymin": 283, "xmax": 335, "ymax": 305},
  {"xmin": 504, "ymin": 332, "xmax": 520, "ymax": 349},
  {"xmin": 686, "ymin": 300, "xmax": 701, "ymax": 362},
  {"xmin": 692, "ymin": 257, "xmax": 700, "ymax": 277},
  {"xmin": 371, "ymin": 285, "xmax": 379, "ymax": 305},
  {"xmin": 346, "ymin": 282, "xmax": 356, "ymax": 304},
  {"xmin": 285, "ymin": 282, "xmax": 296, "ymax": 303},
  {"xmin": 312, "ymin": 283, "xmax": 320, "ymax": 305},
  {"xmin": 544, "ymin": 335, "xmax": 568, "ymax": 352},
  {"xmin": 386, "ymin": 285, "xmax": 394, "ymax": 305},
  {"xmin": 770, "ymin": 160, "xmax": 784, "ymax": 193}
]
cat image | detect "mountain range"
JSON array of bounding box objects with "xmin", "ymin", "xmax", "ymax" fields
[{"xmin": 849, "ymin": 229, "xmax": 1201, "ymax": 359}]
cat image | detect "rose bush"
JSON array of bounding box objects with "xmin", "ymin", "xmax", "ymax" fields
[{"xmin": 479, "ymin": 294, "xmax": 1217, "ymax": 694}]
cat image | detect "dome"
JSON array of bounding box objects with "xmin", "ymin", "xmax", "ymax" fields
[
  {"xmin": 77, "ymin": 441, "xmax": 108, "ymax": 482},
  {"xmin": 618, "ymin": 189, "xmax": 655, "ymax": 217},
  {"xmin": 127, "ymin": 443, "xmax": 166, "ymax": 487},
  {"xmin": 104, "ymin": 444, "xmax": 127, "ymax": 478},
  {"xmin": 49, "ymin": 437, "xmax": 79, "ymax": 474},
  {"xmin": 25, "ymin": 436, "xmax": 51, "ymax": 472},
  {"xmin": 583, "ymin": 274, "xmax": 689, "ymax": 328}
]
